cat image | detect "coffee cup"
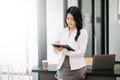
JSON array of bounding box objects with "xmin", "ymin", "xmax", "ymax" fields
[{"xmin": 42, "ymin": 60, "xmax": 48, "ymax": 70}]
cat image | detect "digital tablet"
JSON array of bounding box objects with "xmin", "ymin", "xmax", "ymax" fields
[{"xmin": 51, "ymin": 44, "xmax": 75, "ymax": 51}]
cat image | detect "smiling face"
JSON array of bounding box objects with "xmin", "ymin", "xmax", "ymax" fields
[{"xmin": 66, "ymin": 13, "xmax": 76, "ymax": 28}]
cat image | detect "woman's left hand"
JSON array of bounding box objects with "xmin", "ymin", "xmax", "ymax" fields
[{"xmin": 54, "ymin": 46, "xmax": 64, "ymax": 51}]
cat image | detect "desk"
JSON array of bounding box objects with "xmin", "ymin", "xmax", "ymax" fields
[
  {"xmin": 32, "ymin": 64, "xmax": 120, "ymax": 80},
  {"xmin": 32, "ymin": 64, "xmax": 57, "ymax": 80}
]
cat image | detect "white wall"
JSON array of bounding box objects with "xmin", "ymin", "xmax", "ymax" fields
[
  {"xmin": 68, "ymin": 0, "xmax": 78, "ymax": 8},
  {"xmin": 46, "ymin": 0, "xmax": 64, "ymax": 64}
]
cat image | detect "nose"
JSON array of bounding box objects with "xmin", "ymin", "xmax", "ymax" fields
[{"xmin": 68, "ymin": 19, "xmax": 72, "ymax": 23}]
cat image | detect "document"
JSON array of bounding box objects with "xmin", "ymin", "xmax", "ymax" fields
[{"xmin": 51, "ymin": 44, "xmax": 75, "ymax": 51}]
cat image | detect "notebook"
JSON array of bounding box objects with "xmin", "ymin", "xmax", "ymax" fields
[{"xmin": 88, "ymin": 54, "xmax": 115, "ymax": 71}]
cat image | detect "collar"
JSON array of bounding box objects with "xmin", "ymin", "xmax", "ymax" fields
[{"xmin": 67, "ymin": 27, "xmax": 77, "ymax": 33}]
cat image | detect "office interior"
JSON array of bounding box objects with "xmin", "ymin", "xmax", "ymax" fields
[{"xmin": 0, "ymin": 0, "xmax": 120, "ymax": 80}]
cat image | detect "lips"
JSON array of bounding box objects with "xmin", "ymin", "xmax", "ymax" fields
[
  {"xmin": 68, "ymin": 24, "xmax": 73, "ymax": 27},
  {"xmin": 68, "ymin": 23, "xmax": 72, "ymax": 26}
]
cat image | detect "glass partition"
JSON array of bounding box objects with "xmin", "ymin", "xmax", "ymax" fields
[{"xmin": 109, "ymin": 0, "xmax": 120, "ymax": 62}]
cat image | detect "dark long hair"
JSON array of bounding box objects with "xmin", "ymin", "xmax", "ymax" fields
[{"xmin": 65, "ymin": 6, "xmax": 83, "ymax": 41}]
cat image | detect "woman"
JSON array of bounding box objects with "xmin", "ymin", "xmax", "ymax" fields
[{"xmin": 53, "ymin": 6, "xmax": 88, "ymax": 80}]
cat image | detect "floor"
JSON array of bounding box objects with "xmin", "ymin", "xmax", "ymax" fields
[
  {"xmin": 0, "ymin": 74, "xmax": 32, "ymax": 80},
  {"xmin": 1, "ymin": 74, "xmax": 120, "ymax": 80}
]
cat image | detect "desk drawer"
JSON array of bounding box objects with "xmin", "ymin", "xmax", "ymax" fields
[{"xmin": 40, "ymin": 72, "xmax": 57, "ymax": 80}]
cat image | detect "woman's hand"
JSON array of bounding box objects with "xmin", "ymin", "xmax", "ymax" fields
[
  {"xmin": 54, "ymin": 41, "xmax": 64, "ymax": 51},
  {"xmin": 54, "ymin": 46, "xmax": 64, "ymax": 51}
]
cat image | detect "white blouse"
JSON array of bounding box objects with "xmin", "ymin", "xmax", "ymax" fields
[{"xmin": 54, "ymin": 27, "xmax": 88, "ymax": 70}]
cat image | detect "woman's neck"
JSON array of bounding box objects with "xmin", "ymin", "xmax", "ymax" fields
[
  {"xmin": 68, "ymin": 26, "xmax": 76, "ymax": 38},
  {"xmin": 69, "ymin": 26, "xmax": 76, "ymax": 32}
]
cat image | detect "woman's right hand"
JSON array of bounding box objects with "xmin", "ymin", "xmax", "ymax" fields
[{"xmin": 53, "ymin": 41, "xmax": 64, "ymax": 51}]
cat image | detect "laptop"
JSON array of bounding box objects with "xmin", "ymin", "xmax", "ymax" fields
[{"xmin": 88, "ymin": 54, "xmax": 115, "ymax": 71}]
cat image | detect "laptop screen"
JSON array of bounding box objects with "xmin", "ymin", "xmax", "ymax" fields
[{"xmin": 92, "ymin": 54, "xmax": 115, "ymax": 71}]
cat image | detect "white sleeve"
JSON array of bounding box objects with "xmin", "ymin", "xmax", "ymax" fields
[
  {"xmin": 61, "ymin": 30, "xmax": 88, "ymax": 57},
  {"xmin": 53, "ymin": 48, "xmax": 60, "ymax": 54}
]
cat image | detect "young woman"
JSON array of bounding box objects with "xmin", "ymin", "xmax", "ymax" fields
[{"xmin": 53, "ymin": 6, "xmax": 88, "ymax": 80}]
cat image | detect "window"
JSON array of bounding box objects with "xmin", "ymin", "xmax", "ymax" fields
[{"xmin": 0, "ymin": 0, "xmax": 38, "ymax": 73}]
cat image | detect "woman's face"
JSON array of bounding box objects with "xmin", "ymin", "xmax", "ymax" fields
[{"xmin": 66, "ymin": 13, "xmax": 76, "ymax": 28}]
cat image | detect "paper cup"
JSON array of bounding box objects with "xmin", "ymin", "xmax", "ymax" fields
[{"xmin": 42, "ymin": 60, "xmax": 48, "ymax": 70}]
